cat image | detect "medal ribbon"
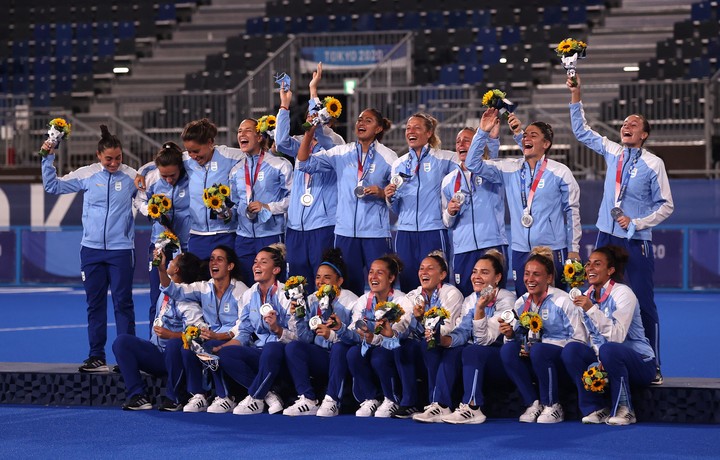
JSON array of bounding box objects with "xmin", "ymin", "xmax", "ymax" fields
[
  {"xmin": 244, "ymin": 151, "xmax": 265, "ymax": 204},
  {"xmin": 356, "ymin": 143, "xmax": 373, "ymax": 184},
  {"xmin": 586, "ymin": 279, "xmax": 616, "ymax": 305},
  {"xmin": 522, "ymin": 289, "xmax": 548, "ymax": 313},
  {"xmin": 405, "ymin": 145, "xmax": 429, "ymax": 176},
  {"xmin": 304, "ymin": 172, "xmax": 312, "ymax": 194},
  {"xmin": 157, "ymin": 294, "xmax": 170, "ymax": 321},
  {"xmin": 614, "ymin": 148, "xmax": 640, "ymax": 207},
  {"xmin": 519, "ymin": 157, "xmax": 548, "ymax": 213},
  {"xmin": 454, "ymin": 165, "xmax": 475, "ymax": 194}
]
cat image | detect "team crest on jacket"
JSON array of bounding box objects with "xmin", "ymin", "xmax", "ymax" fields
[
  {"xmin": 211, "ymin": 162, "xmax": 218, "ymax": 171},
  {"xmin": 537, "ymin": 179, "xmax": 545, "ymax": 188},
  {"xmin": 115, "ymin": 181, "xmax": 122, "ymax": 191},
  {"xmin": 475, "ymin": 176, "xmax": 483, "ymax": 186},
  {"xmin": 179, "ymin": 189, "xmax": 186, "ymax": 197},
  {"xmin": 369, "ymin": 164, "xmax": 376, "ymax": 173},
  {"xmin": 257, "ymin": 171, "xmax": 265, "ymax": 181},
  {"xmin": 224, "ymin": 303, "xmax": 230, "ymax": 313},
  {"xmin": 423, "ymin": 162, "xmax": 431, "ymax": 172},
  {"xmin": 541, "ymin": 308, "xmax": 549, "ymax": 321},
  {"xmin": 630, "ymin": 168, "xmax": 638, "ymax": 178}
]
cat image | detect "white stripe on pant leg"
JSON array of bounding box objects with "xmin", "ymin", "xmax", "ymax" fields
[
  {"xmin": 547, "ymin": 366, "xmax": 554, "ymax": 405},
  {"xmin": 468, "ymin": 368, "xmax": 479, "ymax": 405},
  {"xmin": 252, "ymin": 372, "xmax": 273, "ymax": 399}
]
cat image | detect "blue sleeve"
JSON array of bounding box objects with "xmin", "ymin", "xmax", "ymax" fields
[
  {"xmin": 487, "ymin": 137, "xmax": 500, "ymax": 159},
  {"xmin": 274, "ymin": 109, "xmax": 300, "ymax": 157},
  {"xmin": 161, "ymin": 281, "xmax": 202, "ymax": 303},
  {"xmin": 238, "ymin": 306, "xmax": 253, "ymax": 346},
  {"xmin": 297, "ymin": 149, "xmax": 336, "ymax": 174},
  {"xmin": 465, "ymin": 131, "xmax": 503, "ymax": 184},
  {"xmin": 448, "ymin": 311, "xmax": 473, "ymax": 347},
  {"xmin": 42, "ymin": 155, "xmax": 85, "ymax": 194}
]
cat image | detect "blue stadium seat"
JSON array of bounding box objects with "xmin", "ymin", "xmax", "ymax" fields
[
  {"xmin": 33, "ymin": 91, "xmax": 50, "ymax": 107},
  {"xmin": 117, "ymin": 21, "xmax": 136, "ymax": 40},
  {"xmin": 378, "ymin": 12, "xmax": 398, "ymax": 30},
  {"xmin": 691, "ymin": 1, "xmax": 712, "ymax": 21},
  {"xmin": 33, "ymin": 23, "xmax": 51, "ymax": 43},
  {"xmin": 55, "ymin": 39, "xmax": 73, "ymax": 58},
  {"xmin": 289, "ymin": 16, "xmax": 308, "ymax": 34},
  {"xmin": 476, "ymin": 27, "xmax": 497, "ymax": 47},
  {"xmin": 12, "ymin": 74, "xmax": 29, "ymax": 94},
  {"xmin": 401, "ymin": 11, "xmax": 421, "ymax": 30},
  {"xmin": 156, "ymin": 3, "xmax": 177, "ymax": 22},
  {"xmin": 464, "ymin": 64, "xmax": 484, "ymax": 84},
  {"xmin": 55, "ymin": 23, "xmax": 73, "ymax": 42},
  {"xmin": 310, "ymin": 15, "xmax": 330, "ymax": 32},
  {"xmin": 96, "ymin": 22, "xmax": 114, "ymax": 40},
  {"xmin": 246, "ymin": 17, "xmax": 264, "ymax": 35},
  {"xmin": 330, "ymin": 14, "xmax": 352, "ymax": 32},
  {"xmin": 501, "ymin": 25, "xmax": 521, "ymax": 46},
  {"xmin": 54, "ymin": 73, "xmax": 74, "ymax": 93},
  {"xmin": 34, "ymin": 57, "xmax": 51, "ymax": 76},
  {"xmin": 267, "ymin": 16, "xmax": 286, "ymax": 34},
  {"xmin": 469, "ymin": 10, "xmax": 491, "ymax": 28},
  {"xmin": 457, "ymin": 46, "xmax": 478, "ymax": 65},
  {"xmin": 56, "ymin": 56, "xmax": 73, "ymax": 75},
  {"xmin": 424, "ymin": 11, "xmax": 445, "ymax": 29},
  {"xmin": 687, "ymin": 57, "xmax": 711, "ymax": 79},
  {"xmin": 353, "ymin": 14, "xmax": 373, "ymax": 31},
  {"xmin": 567, "ymin": 5, "xmax": 587, "ymax": 25},
  {"xmin": 75, "ymin": 23, "xmax": 93, "ymax": 41},
  {"xmin": 447, "ymin": 10, "xmax": 467, "ymax": 29},
  {"xmin": 33, "ymin": 74, "xmax": 51, "ymax": 94},
  {"xmin": 13, "ymin": 40, "xmax": 30, "ymax": 60},
  {"xmin": 75, "ymin": 39, "xmax": 93, "ymax": 57},
  {"xmin": 96, "ymin": 37, "xmax": 115, "ymax": 57},
  {"xmin": 481, "ymin": 44, "xmax": 501, "ymax": 64},
  {"xmin": 542, "ymin": 5, "xmax": 564, "ymax": 25},
  {"xmin": 439, "ymin": 64, "xmax": 461, "ymax": 85}
]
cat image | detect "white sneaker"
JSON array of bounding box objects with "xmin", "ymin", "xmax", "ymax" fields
[
  {"xmin": 441, "ymin": 403, "xmax": 487, "ymax": 424},
  {"xmin": 264, "ymin": 391, "xmax": 284, "ymax": 414},
  {"xmin": 412, "ymin": 402, "xmax": 451, "ymax": 423},
  {"xmin": 537, "ymin": 403, "xmax": 564, "ymax": 424},
  {"xmin": 582, "ymin": 407, "xmax": 611, "ymax": 424},
  {"xmin": 374, "ymin": 398, "xmax": 399, "ymax": 418},
  {"xmin": 317, "ymin": 395, "xmax": 340, "ymax": 417},
  {"xmin": 355, "ymin": 399, "xmax": 379, "ymax": 417},
  {"xmin": 207, "ymin": 396, "xmax": 236, "ymax": 414},
  {"xmin": 606, "ymin": 406, "xmax": 637, "ymax": 426},
  {"xmin": 283, "ymin": 395, "xmax": 319, "ymax": 416},
  {"xmin": 233, "ymin": 395, "xmax": 265, "ymax": 415},
  {"xmin": 519, "ymin": 400, "xmax": 542, "ymax": 423},
  {"xmin": 182, "ymin": 394, "xmax": 208, "ymax": 413}
]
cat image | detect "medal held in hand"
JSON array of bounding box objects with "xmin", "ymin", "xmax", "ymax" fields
[
  {"xmin": 259, "ymin": 303, "xmax": 274, "ymax": 317},
  {"xmin": 610, "ymin": 207, "xmax": 624, "ymax": 221},
  {"xmin": 452, "ymin": 191, "xmax": 466, "ymax": 204},
  {"xmin": 500, "ymin": 309, "xmax": 518, "ymax": 327},
  {"xmin": 300, "ymin": 192, "xmax": 314, "ymax": 207},
  {"xmin": 354, "ymin": 183, "xmax": 366, "ymax": 198}
]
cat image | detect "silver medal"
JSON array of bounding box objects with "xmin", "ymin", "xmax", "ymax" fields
[
  {"xmin": 390, "ymin": 174, "xmax": 404, "ymax": 187},
  {"xmin": 610, "ymin": 207, "xmax": 624, "ymax": 221},
  {"xmin": 300, "ymin": 192, "xmax": 314, "ymax": 207},
  {"xmin": 354, "ymin": 185, "xmax": 366, "ymax": 198},
  {"xmin": 259, "ymin": 303, "xmax": 274, "ymax": 317},
  {"xmin": 521, "ymin": 211, "xmax": 533, "ymax": 228},
  {"xmin": 479, "ymin": 285, "xmax": 494, "ymax": 297},
  {"xmin": 500, "ymin": 309, "xmax": 517, "ymax": 326},
  {"xmin": 569, "ymin": 287, "xmax": 582, "ymax": 301},
  {"xmin": 452, "ymin": 191, "xmax": 466, "ymax": 203},
  {"xmin": 414, "ymin": 294, "xmax": 425, "ymax": 306},
  {"xmin": 246, "ymin": 207, "xmax": 258, "ymax": 220},
  {"xmin": 309, "ymin": 315, "xmax": 323, "ymax": 331}
]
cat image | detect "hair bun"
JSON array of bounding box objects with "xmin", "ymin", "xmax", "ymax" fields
[
  {"xmin": 529, "ymin": 245, "xmax": 553, "ymax": 260},
  {"xmin": 268, "ymin": 242, "xmax": 287, "ymax": 260}
]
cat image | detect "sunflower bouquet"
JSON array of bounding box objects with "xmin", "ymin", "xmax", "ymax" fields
[
  {"xmin": 481, "ymin": 89, "xmax": 516, "ymax": 117},
  {"xmin": 147, "ymin": 193, "xmax": 172, "ymax": 227},
  {"xmin": 423, "ymin": 306, "xmax": 450, "ymax": 349},
  {"xmin": 556, "ymin": 38, "xmax": 587, "ymax": 86},
  {"xmin": 284, "ymin": 275, "xmax": 308, "ymax": 317},
  {"xmin": 303, "ymin": 96, "xmax": 342, "ymax": 130},
  {"xmin": 202, "ymin": 182, "xmax": 234, "ymax": 222},
  {"xmin": 152, "ymin": 230, "xmax": 180, "ymax": 266},
  {"xmin": 564, "ymin": 258, "xmax": 587, "ymax": 300},
  {"xmin": 39, "ymin": 117, "xmax": 72, "ymax": 157},
  {"xmin": 316, "ymin": 284, "xmax": 340, "ymax": 313},
  {"xmin": 518, "ymin": 311, "xmax": 543, "ymax": 357},
  {"xmin": 583, "ymin": 362, "xmax": 609, "ymax": 393},
  {"xmin": 182, "ymin": 324, "xmax": 202, "ymax": 350},
  {"xmin": 256, "ymin": 114, "xmax": 277, "ymax": 139},
  {"xmin": 373, "ymin": 301, "xmax": 405, "ymax": 334}
]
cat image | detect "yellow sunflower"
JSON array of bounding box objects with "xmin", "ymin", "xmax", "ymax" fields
[
  {"xmin": 591, "ymin": 379, "xmax": 605, "ymax": 392},
  {"xmin": 148, "ymin": 203, "xmax": 161, "ymax": 219},
  {"xmin": 529, "ymin": 316, "xmax": 543, "ymax": 333},
  {"xmin": 203, "ymin": 189, "xmax": 210, "ymax": 201},
  {"xmin": 564, "ymin": 264, "xmax": 575, "ymax": 278},
  {"xmin": 375, "ymin": 301, "xmax": 388, "ymax": 311},
  {"xmin": 161, "ymin": 196, "xmax": 171, "ymax": 210},
  {"xmin": 585, "ymin": 367, "xmax": 596, "ymax": 378},
  {"xmin": 51, "ymin": 118, "xmax": 67, "ymax": 128},
  {"xmin": 218, "ymin": 184, "xmax": 230, "ymax": 196},
  {"xmin": 324, "ymin": 97, "xmax": 342, "ymax": 118},
  {"xmin": 481, "ymin": 90, "xmax": 494, "ymax": 107},
  {"xmin": 557, "ymin": 40, "xmax": 574, "ymax": 54},
  {"xmin": 208, "ymin": 196, "xmax": 222, "ymax": 209},
  {"xmin": 266, "ymin": 115, "xmax": 277, "ymax": 128}
]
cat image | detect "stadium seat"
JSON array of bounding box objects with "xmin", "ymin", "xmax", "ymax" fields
[
  {"xmin": 246, "ymin": 17, "xmax": 264, "ymax": 35},
  {"xmin": 352, "ymin": 14, "xmax": 373, "ymax": 31},
  {"xmin": 438, "ymin": 64, "xmax": 461, "ymax": 85},
  {"xmin": 542, "ymin": 5, "xmax": 564, "ymax": 25},
  {"xmin": 156, "ymin": 3, "xmax": 177, "ymax": 22},
  {"xmin": 457, "ymin": 46, "xmax": 479, "ymax": 65},
  {"xmin": 691, "ymin": 1, "xmax": 712, "ymax": 21},
  {"xmin": 501, "ymin": 25, "xmax": 521, "ymax": 46},
  {"xmin": 687, "ymin": 57, "xmax": 711, "ymax": 79},
  {"xmin": 463, "ymin": 64, "xmax": 484, "ymax": 84},
  {"xmin": 567, "ymin": 5, "xmax": 587, "ymax": 25},
  {"xmin": 476, "ymin": 27, "xmax": 497, "ymax": 48},
  {"xmin": 54, "ymin": 23, "xmax": 73, "ymax": 42},
  {"xmin": 469, "ymin": 10, "xmax": 491, "ymax": 28},
  {"xmin": 117, "ymin": 21, "xmax": 136, "ymax": 40}
]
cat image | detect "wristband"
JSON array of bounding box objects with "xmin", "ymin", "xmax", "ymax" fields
[{"xmin": 279, "ymin": 105, "xmax": 289, "ymax": 111}]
